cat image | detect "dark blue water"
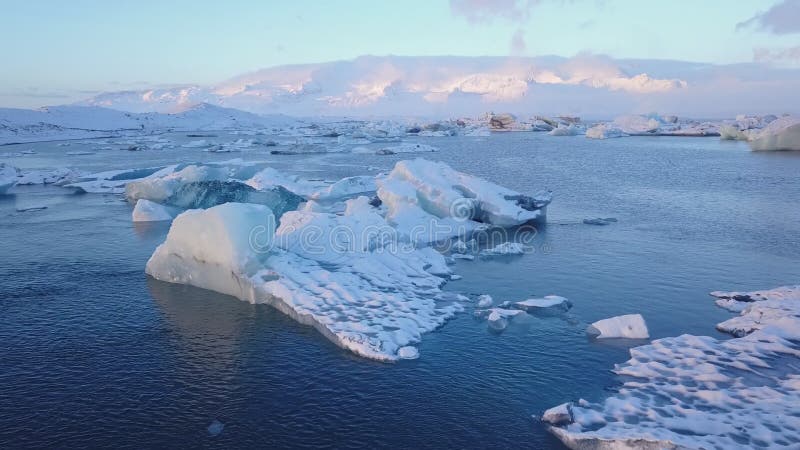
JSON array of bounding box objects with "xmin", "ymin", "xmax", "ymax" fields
[{"xmin": 1, "ymin": 133, "xmax": 799, "ymax": 448}]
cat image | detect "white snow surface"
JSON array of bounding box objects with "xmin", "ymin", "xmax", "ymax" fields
[
  {"xmin": 748, "ymin": 116, "xmax": 800, "ymax": 151},
  {"xmin": 587, "ymin": 314, "xmax": 649, "ymax": 339},
  {"xmin": 544, "ymin": 285, "xmax": 800, "ymax": 449}
]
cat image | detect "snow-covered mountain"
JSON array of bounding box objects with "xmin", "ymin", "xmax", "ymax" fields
[
  {"xmin": 0, "ymin": 103, "xmax": 299, "ymax": 144},
  {"xmin": 78, "ymin": 55, "xmax": 800, "ymax": 118}
]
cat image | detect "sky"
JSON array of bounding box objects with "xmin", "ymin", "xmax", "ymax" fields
[{"xmin": 1, "ymin": 0, "xmax": 798, "ymax": 108}]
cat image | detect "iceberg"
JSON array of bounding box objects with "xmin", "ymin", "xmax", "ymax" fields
[
  {"xmin": 748, "ymin": 116, "xmax": 800, "ymax": 151},
  {"xmin": 513, "ymin": 295, "xmax": 571, "ymax": 314},
  {"xmin": 245, "ymin": 167, "xmax": 326, "ymax": 197},
  {"xmin": 586, "ymin": 314, "xmax": 649, "ymax": 339},
  {"xmin": 132, "ymin": 199, "xmax": 177, "ymax": 222},
  {"xmin": 0, "ymin": 163, "xmax": 19, "ymax": 194},
  {"xmin": 476, "ymin": 294, "xmax": 493, "ymax": 308},
  {"xmin": 146, "ymin": 202, "xmax": 465, "ymax": 361},
  {"xmin": 125, "ymin": 164, "xmax": 229, "ymax": 203},
  {"xmin": 585, "ymin": 124, "xmax": 626, "ymax": 140},
  {"xmin": 162, "ymin": 181, "xmax": 303, "ymax": 219},
  {"xmin": 309, "ymin": 176, "xmax": 376, "ymax": 202},
  {"xmin": 548, "ymin": 124, "xmax": 581, "ymax": 136},
  {"xmin": 377, "ymin": 159, "xmax": 550, "ymax": 229},
  {"xmin": 485, "ymin": 308, "xmax": 525, "ymax": 331},
  {"xmin": 545, "ymin": 285, "xmax": 800, "ymax": 449}
]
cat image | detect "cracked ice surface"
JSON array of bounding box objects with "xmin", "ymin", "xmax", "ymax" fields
[{"xmin": 543, "ymin": 285, "xmax": 800, "ymax": 449}]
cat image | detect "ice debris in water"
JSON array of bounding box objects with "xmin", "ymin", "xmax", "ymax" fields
[
  {"xmin": 485, "ymin": 308, "xmax": 525, "ymax": 331},
  {"xmin": 586, "ymin": 314, "xmax": 649, "ymax": 339},
  {"xmin": 479, "ymin": 242, "xmax": 528, "ymax": 256},
  {"xmin": 582, "ymin": 217, "xmax": 617, "ymax": 226},
  {"xmin": 514, "ymin": 296, "xmax": 571, "ymax": 314},
  {"xmin": 544, "ymin": 285, "xmax": 800, "ymax": 449},
  {"xmin": 476, "ymin": 294, "xmax": 493, "ymax": 308}
]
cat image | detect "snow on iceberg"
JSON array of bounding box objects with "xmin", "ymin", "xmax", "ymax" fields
[
  {"xmin": 146, "ymin": 202, "xmax": 465, "ymax": 361},
  {"xmin": 377, "ymin": 159, "xmax": 550, "ymax": 229},
  {"xmin": 586, "ymin": 314, "xmax": 649, "ymax": 339},
  {"xmin": 544, "ymin": 285, "xmax": 800, "ymax": 449},
  {"xmin": 748, "ymin": 116, "xmax": 800, "ymax": 151}
]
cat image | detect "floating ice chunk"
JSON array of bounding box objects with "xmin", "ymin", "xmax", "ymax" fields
[
  {"xmin": 377, "ymin": 159, "xmax": 550, "ymax": 228},
  {"xmin": 146, "ymin": 203, "xmax": 275, "ymax": 298},
  {"xmin": 146, "ymin": 202, "xmax": 464, "ymax": 361},
  {"xmin": 586, "ymin": 314, "xmax": 649, "ymax": 339},
  {"xmin": 541, "ymin": 403, "xmax": 572, "ymax": 426},
  {"xmin": 0, "ymin": 163, "xmax": 19, "ymax": 194},
  {"xmin": 748, "ymin": 116, "xmax": 800, "ymax": 151},
  {"xmin": 377, "ymin": 142, "xmax": 438, "ymax": 154},
  {"xmin": 132, "ymin": 199, "xmax": 177, "ymax": 222},
  {"xmin": 310, "ymin": 176, "xmax": 376, "ymax": 201},
  {"xmin": 181, "ymin": 139, "xmax": 210, "ymax": 148},
  {"xmin": 585, "ymin": 124, "xmax": 626, "ymax": 139},
  {"xmin": 451, "ymin": 253, "xmax": 474, "ymax": 261},
  {"xmin": 514, "ymin": 296, "xmax": 571, "ymax": 314},
  {"xmin": 480, "ymin": 242, "xmax": 527, "ymax": 256},
  {"xmin": 476, "ymin": 294, "xmax": 493, "ymax": 308},
  {"xmin": 544, "ymin": 285, "xmax": 800, "ymax": 449},
  {"xmin": 582, "ymin": 217, "xmax": 617, "ymax": 225},
  {"xmin": 16, "ymin": 168, "xmax": 84, "ymax": 186},
  {"xmin": 125, "ymin": 164, "xmax": 229, "ymax": 204},
  {"xmin": 397, "ymin": 346, "xmax": 419, "ymax": 359},
  {"xmin": 711, "ymin": 285, "xmax": 800, "ymax": 337},
  {"xmin": 710, "ymin": 285, "xmax": 800, "ymax": 311},
  {"xmin": 548, "ymin": 124, "xmax": 580, "ymax": 136},
  {"xmin": 486, "ymin": 308, "xmax": 524, "ymax": 331}
]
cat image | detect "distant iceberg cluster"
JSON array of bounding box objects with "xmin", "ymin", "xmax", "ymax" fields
[{"xmin": 542, "ymin": 285, "xmax": 800, "ymax": 448}]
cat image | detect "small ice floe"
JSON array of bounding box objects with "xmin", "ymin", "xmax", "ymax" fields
[
  {"xmin": 132, "ymin": 199, "xmax": 176, "ymax": 222},
  {"xmin": 582, "ymin": 217, "xmax": 617, "ymax": 226},
  {"xmin": 586, "ymin": 314, "xmax": 649, "ymax": 339},
  {"xmin": 479, "ymin": 242, "xmax": 527, "ymax": 256},
  {"xmin": 16, "ymin": 168, "xmax": 84, "ymax": 186},
  {"xmin": 376, "ymin": 142, "xmax": 438, "ymax": 155},
  {"xmin": 544, "ymin": 285, "xmax": 800, "ymax": 449},
  {"xmin": 181, "ymin": 139, "xmax": 210, "ymax": 148},
  {"xmin": 451, "ymin": 253, "xmax": 474, "ymax": 261},
  {"xmin": 0, "ymin": 163, "xmax": 20, "ymax": 194},
  {"xmin": 65, "ymin": 151, "xmax": 95, "ymax": 156},
  {"xmin": 513, "ymin": 296, "xmax": 571, "ymax": 315},
  {"xmin": 450, "ymin": 274, "xmax": 462, "ymax": 281},
  {"xmin": 207, "ymin": 419, "xmax": 224, "ymax": 437},
  {"xmin": 476, "ymin": 294, "xmax": 493, "ymax": 308},
  {"xmin": 486, "ymin": 308, "xmax": 525, "ymax": 331},
  {"xmin": 397, "ymin": 346, "xmax": 419, "ymax": 360}
]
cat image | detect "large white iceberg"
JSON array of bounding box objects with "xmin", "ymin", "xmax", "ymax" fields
[
  {"xmin": 748, "ymin": 116, "xmax": 800, "ymax": 151},
  {"xmin": 544, "ymin": 285, "xmax": 800, "ymax": 449},
  {"xmin": 146, "ymin": 202, "xmax": 464, "ymax": 361}
]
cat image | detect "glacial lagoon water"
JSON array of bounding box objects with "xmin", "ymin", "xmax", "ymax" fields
[{"xmin": 1, "ymin": 133, "xmax": 799, "ymax": 448}]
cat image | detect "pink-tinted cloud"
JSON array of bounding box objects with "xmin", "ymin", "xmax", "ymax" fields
[
  {"xmin": 737, "ymin": 0, "xmax": 800, "ymax": 34},
  {"xmin": 449, "ymin": 0, "xmax": 538, "ymax": 23}
]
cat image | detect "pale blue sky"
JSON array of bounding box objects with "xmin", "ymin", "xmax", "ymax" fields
[{"xmin": 0, "ymin": 0, "xmax": 795, "ymax": 107}]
